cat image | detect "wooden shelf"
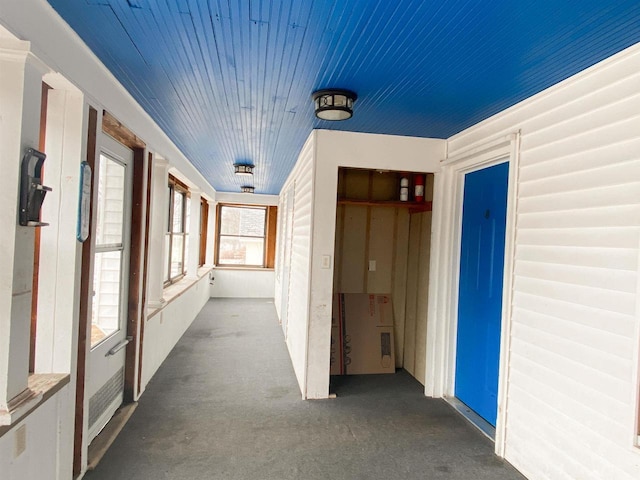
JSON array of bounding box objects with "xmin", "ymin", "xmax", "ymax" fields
[{"xmin": 338, "ymin": 198, "xmax": 432, "ymax": 213}]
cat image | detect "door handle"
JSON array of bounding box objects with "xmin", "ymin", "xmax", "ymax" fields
[{"xmin": 105, "ymin": 336, "xmax": 133, "ymax": 357}]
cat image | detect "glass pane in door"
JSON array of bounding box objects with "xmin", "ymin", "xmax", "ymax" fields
[
  {"xmin": 95, "ymin": 157, "xmax": 125, "ymax": 246},
  {"xmin": 91, "ymin": 250, "xmax": 122, "ymax": 347},
  {"xmin": 91, "ymin": 154, "xmax": 127, "ymax": 348}
]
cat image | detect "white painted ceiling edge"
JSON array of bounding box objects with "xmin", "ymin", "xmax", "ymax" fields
[{"xmin": 0, "ymin": 0, "xmax": 217, "ymax": 200}]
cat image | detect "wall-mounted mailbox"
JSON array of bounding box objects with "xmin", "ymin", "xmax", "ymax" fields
[{"xmin": 19, "ymin": 148, "xmax": 52, "ymax": 227}]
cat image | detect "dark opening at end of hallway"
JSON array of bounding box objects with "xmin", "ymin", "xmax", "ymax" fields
[{"xmin": 86, "ymin": 298, "xmax": 525, "ymax": 480}]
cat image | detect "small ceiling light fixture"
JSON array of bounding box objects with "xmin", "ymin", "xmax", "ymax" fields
[
  {"xmin": 234, "ymin": 163, "xmax": 254, "ymax": 176},
  {"xmin": 241, "ymin": 186, "xmax": 255, "ymax": 194},
  {"xmin": 312, "ymin": 89, "xmax": 357, "ymax": 121}
]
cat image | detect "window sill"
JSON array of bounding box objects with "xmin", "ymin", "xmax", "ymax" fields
[
  {"xmin": 0, "ymin": 373, "xmax": 70, "ymax": 436},
  {"xmin": 213, "ymin": 266, "xmax": 274, "ymax": 272},
  {"xmin": 148, "ymin": 266, "xmax": 213, "ymax": 319}
]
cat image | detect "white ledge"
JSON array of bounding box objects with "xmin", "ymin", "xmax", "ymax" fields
[
  {"xmin": 0, "ymin": 388, "xmax": 42, "ymax": 426},
  {"xmin": 147, "ymin": 266, "xmax": 212, "ymax": 319}
]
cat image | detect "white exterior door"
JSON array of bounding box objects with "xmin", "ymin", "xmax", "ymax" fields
[{"xmin": 87, "ymin": 134, "xmax": 133, "ymax": 443}]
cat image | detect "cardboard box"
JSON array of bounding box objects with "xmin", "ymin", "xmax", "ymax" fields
[
  {"xmin": 330, "ymin": 293, "xmax": 395, "ymax": 375},
  {"xmin": 341, "ymin": 293, "xmax": 394, "ymax": 327}
]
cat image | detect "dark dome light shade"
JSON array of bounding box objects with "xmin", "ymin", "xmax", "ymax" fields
[{"xmin": 312, "ymin": 89, "xmax": 357, "ymax": 121}]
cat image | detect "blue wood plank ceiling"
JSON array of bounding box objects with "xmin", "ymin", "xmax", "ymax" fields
[{"xmin": 46, "ymin": 0, "xmax": 640, "ymax": 194}]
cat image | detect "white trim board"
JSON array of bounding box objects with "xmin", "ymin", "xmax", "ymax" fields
[{"xmin": 425, "ymin": 132, "xmax": 521, "ymax": 458}]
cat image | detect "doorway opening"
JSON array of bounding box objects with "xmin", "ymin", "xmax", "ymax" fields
[
  {"xmin": 74, "ymin": 111, "xmax": 149, "ymax": 476},
  {"xmin": 330, "ymin": 167, "xmax": 433, "ymax": 394},
  {"xmin": 86, "ymin": 134, "xmax": 134, "ymax": 443}
]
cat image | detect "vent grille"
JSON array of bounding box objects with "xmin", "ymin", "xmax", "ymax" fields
[{"xmin": 89, "ymin": 367, "xmax": 124, "ymax": 427}]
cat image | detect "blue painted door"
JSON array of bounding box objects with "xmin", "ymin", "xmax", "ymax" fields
[{"xmin": 455, "ymin": 162, "xmax": 509, "ymax": 427}]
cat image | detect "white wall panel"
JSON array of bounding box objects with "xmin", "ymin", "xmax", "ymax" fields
[
  {"xmin": 0, "ymin": 390, "xmax": 67, "ymax": 480},
  {"xmin": 447, "ymin": 43, "xmax": 640, "ymax": 480},
  {"xmin": 210, "ymin": 269, "xmax": 275, "ymax": 298},
  {"xmin": 141, "ymin": 274, "xmax": 211, "ymax": 392},
  {"xmin": 277, "ymin": 134, "xmax": 315, "ymax": 395}
]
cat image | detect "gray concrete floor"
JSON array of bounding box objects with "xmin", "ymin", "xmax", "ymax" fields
[{"xmin": 87, "ymin": 298, "xmax": 526, "ymax": 480}]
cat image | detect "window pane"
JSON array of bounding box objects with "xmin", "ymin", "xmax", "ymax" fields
[
  {"xmin": 172, "ymin": 190, "xmax": 184, "ymax": 233},
  {"xmin": 164, "ymin": 233, "xmax": 170, "ymax": 282},
  {"xmin": 186, "ymin": 196, "xmax": 191, "ymax": 232},
  {"xmin": 220, "ymin": 207, "xmax": 265, "ymax": 236},
  {"xmin": 171, "ymin": 234, "xmax": 184, "ymax": 278},
  {"xmin": 184, "ymin": 233, "xmax": 189, "ymax": 274},
  {"xmin": 95, "ymin": 156, "xmax": 125, "ymax": 246},
  {"xmin": 166, "ymin": 186, "xmax": 172, "ymax": 233},
  {"xmin": 219, "ymin": 236, "xmax": 264, "ymax": 265},
  {"xmin": 91, "ymin": 250, "xmax": 122, "ymax": 347}
]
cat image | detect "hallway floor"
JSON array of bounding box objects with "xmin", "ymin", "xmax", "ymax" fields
[{"xmin": 87, "ymin": 298, "xmax": 526, "ymax": 480}]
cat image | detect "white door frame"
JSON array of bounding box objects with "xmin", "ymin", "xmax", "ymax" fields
[
  {"xmin": 424, "ymin": 132, "xmax": 521, "ymax": 456},
  {"xmin": 86, "ymin": 133, "xmax": 134, "ymax": 443}
]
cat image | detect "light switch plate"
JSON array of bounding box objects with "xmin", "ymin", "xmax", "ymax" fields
[
  {"xmin": 321, "ymin": 255, "xmax": 331, "ymax": 269},
  {"xmin": 369, "ymin": 260, "xmax": 376, "ymax": 272}
]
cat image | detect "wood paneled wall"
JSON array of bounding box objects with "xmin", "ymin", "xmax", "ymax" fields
[{"xmin": 333, "ymin": 169, "xmax": 433, "ymax": 382}]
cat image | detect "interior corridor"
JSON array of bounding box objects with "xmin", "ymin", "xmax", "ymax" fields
[{"xmin": 86, "ymin": 298, "xmax": 525, "ymax": 480}]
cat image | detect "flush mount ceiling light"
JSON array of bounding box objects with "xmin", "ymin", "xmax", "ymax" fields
[
  {"xmin": 241, "ymin": 186, "xmax": 255, "ymax": 193},
  {"xmin": 312, "ymin": 89, "xmax": 357, "ymax": 121},
  {"xmin": 234, "ymin": 164, "xmax": 254, "ymax": 176}
]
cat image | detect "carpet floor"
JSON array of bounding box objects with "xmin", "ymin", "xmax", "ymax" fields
[{"xmin": 86, "ymin": 298, "xmax": 526, "ymax": 480}]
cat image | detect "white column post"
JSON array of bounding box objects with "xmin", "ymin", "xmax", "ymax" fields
[
  {"xmin": 186, "ymin": 189, "xmax": 201, "ymax": 279},
  {"xmin": 205, "ymin": 199, "xmax": 217, "ymax": 267},
  {"xmin": 146, "ymin": 155, "xmax": 170, "ymax": 308},
  {"xmin": 35, "ymin": 78, "xmax": 85, "ymax": 374},
  {"xmin": 0, "ymin": 38, "xmax": 48, "ymax": 421}
]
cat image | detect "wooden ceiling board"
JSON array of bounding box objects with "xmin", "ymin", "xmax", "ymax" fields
[{"xmin": 46, "ymin": 0, "xmax": 640, "ymax": 194}]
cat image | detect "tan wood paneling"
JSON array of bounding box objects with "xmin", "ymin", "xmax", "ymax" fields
[
  {"xmin": 367, "ymin": 207, "xmax": 395, "ymax": 293},
  {"xmin": 343, "ymin": 168, "xmax": 371, "ymax": 200},
  {"xmin": 333, "ymin": 169, "xmax": 434, "ymax": 375},
  {"xmin": 339, "ymin": 205, "xmax": 368, "ymax": 293},
  {"xmin": 403, "ymin": 213, "xmax": 421, "ymax": 376},
  {"xmin": 371, "ymin": 170, "xmax": 398, "ymax": 201},
  {"xmin": 392, "ymin": 208, "xmax": 410, "ymax": 367},
  {"xmin": 413, "ymin": 210, "xmax": 432, "ymax": 385}
]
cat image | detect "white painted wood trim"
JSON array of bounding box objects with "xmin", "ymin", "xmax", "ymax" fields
[
  {"xmin": 444, "ymin": 133, "xmax": 515, "ymax": 166},
  {"xmin": 495, "ymin": 132, "xmax": 521, "ymax": 457},
  {"xmin": 633, "ymin": 210, "xmax": 640, "ymax": 449},
  {"xmin": 425, "ymin": 132, "xmax": 520, "ymax": 458},
  {"xmin": 303, "ymin": 137, "xmax": 317, "ymax": 400}
]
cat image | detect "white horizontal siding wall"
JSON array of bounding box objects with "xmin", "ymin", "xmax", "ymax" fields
[
  {"xmin": 448, "ymin": 44, "xmax": 640, "ymax": 480},
  {"xmin": 278, "ymin": 133, "xmax": 315, "ymax": 395},
  {"xmin": 273, "ymin": 192, "xmax": 285, "ymax": 317}
]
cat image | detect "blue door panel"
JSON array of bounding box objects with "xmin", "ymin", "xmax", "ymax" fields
[{"xmin": 455, "ymin": 162, "xmax": 509, "ymax": 427}]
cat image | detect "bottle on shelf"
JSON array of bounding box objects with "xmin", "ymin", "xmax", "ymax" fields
[
  {"xmin": 414, "ymin": 174, "xmax": 425, "ymax": 202},
  {"xmin": 400, "ymin": 175, "xmax": 409, "ymax": 201}
]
